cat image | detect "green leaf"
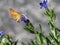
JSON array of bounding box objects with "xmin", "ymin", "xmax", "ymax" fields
[
  {"xmin": 24, "ymin": 22, "xmax": 35, "ymax": 33},
  {"xmin": 49, "ymin": 33, "xmax": 59, "ymax": 45},
  {"xmin": 57, "ymin": 34, "xmax": 60, "ymax": 42},
  {"xmin": 36, "ymin": 32, "xmax": 43, "ymax": 45},
  {"xmin": 38, "ymin": 24, "xmax": 42, "ymax": 33},
  {"xmin": 48, "ymin": 22, "xmax": 57, "ymax": 39}
]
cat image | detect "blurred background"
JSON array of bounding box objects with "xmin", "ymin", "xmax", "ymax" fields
[{"xmin": 0, "ymin": 0, "xmax": 60, "ymax": 45}]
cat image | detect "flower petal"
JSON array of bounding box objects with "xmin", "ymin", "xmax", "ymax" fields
[
  {"xmin": 0, "ymin": 31, "xmax": 4, "ymax": 35},
  {"xmin": 21, "ymin": 14, "xmax": 28, "ymax": 22},
  {"xmin": 39, "ymin": 0, "xmax": 48, "ymax": 10}
]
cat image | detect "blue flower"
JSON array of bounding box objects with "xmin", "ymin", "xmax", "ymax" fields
[
  {"xmin": 18, "ymin": 14, "xmax": 28, "ymax": 23},
  {"xmin": 0, "ymin": 31, "xmax": 4, "ymax": 35},
  {"xmin": 21, "ymin": 14, "xmax": 28, "ymax": 22},
  {"xmin": 39, "ymin": 0, "xmax": 49, "ymax": 10},
  {"xmin": 21, "ymin": 16, "xmax": 27, "ymax": 22}
]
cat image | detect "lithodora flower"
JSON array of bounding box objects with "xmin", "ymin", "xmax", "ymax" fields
[
  {"xmin": 19, "ymin": 14, "xmax": 30, "ymax": 25},
  {"xmin": 0, "ymin": 31, "xmax": 4, "ymax": 43},
  {"xmin": 39, "ymin": 0, "xmax": 49, "ymax": 11},
  {"xmin": 0, "ymin": 31, "xmax": 4, "ymax": 36}
]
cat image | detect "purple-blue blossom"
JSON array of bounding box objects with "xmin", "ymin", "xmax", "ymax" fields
[
  {"xmin": 21, "ymin": 14, "xmax": 28, "ymax": 22},
  {"xmin": 18, "ymin": 14, "xmax": 30, "ymax": 25},
  {"xmin": 0, "ymin": 31, "xmax": 4, "ymax": 35},
  {"xmin": 39, "ymin": 0, "xmax": 49, "ymax": 10},
  {"xmin": 18, "ymin": 14, "xmax": 28, "ymax": 23}
]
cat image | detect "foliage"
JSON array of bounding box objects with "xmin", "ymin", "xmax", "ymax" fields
[
  {"xmin": 2, "ymin": 0, "xmax": 60, "ymax": 45},
  {"xmin": 22, "ymin": 8, "xmax": 60, "ymax": 45},
  {"xmin": 22, "ymin": 0, "xmax": 60, "ymax": 44},
  {"xmin": 0, "ymin": 33, "xmax": 18, "ymax": 45}
]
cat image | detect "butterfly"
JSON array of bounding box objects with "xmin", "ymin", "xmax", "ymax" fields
[{"xmin": 9, "ymin": 8, "xmax": 23, "ymax": 22}]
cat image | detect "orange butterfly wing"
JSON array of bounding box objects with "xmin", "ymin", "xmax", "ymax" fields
[{"xmin": 9, "ymin": 8, "xmax": 23, "ymax": 22}]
